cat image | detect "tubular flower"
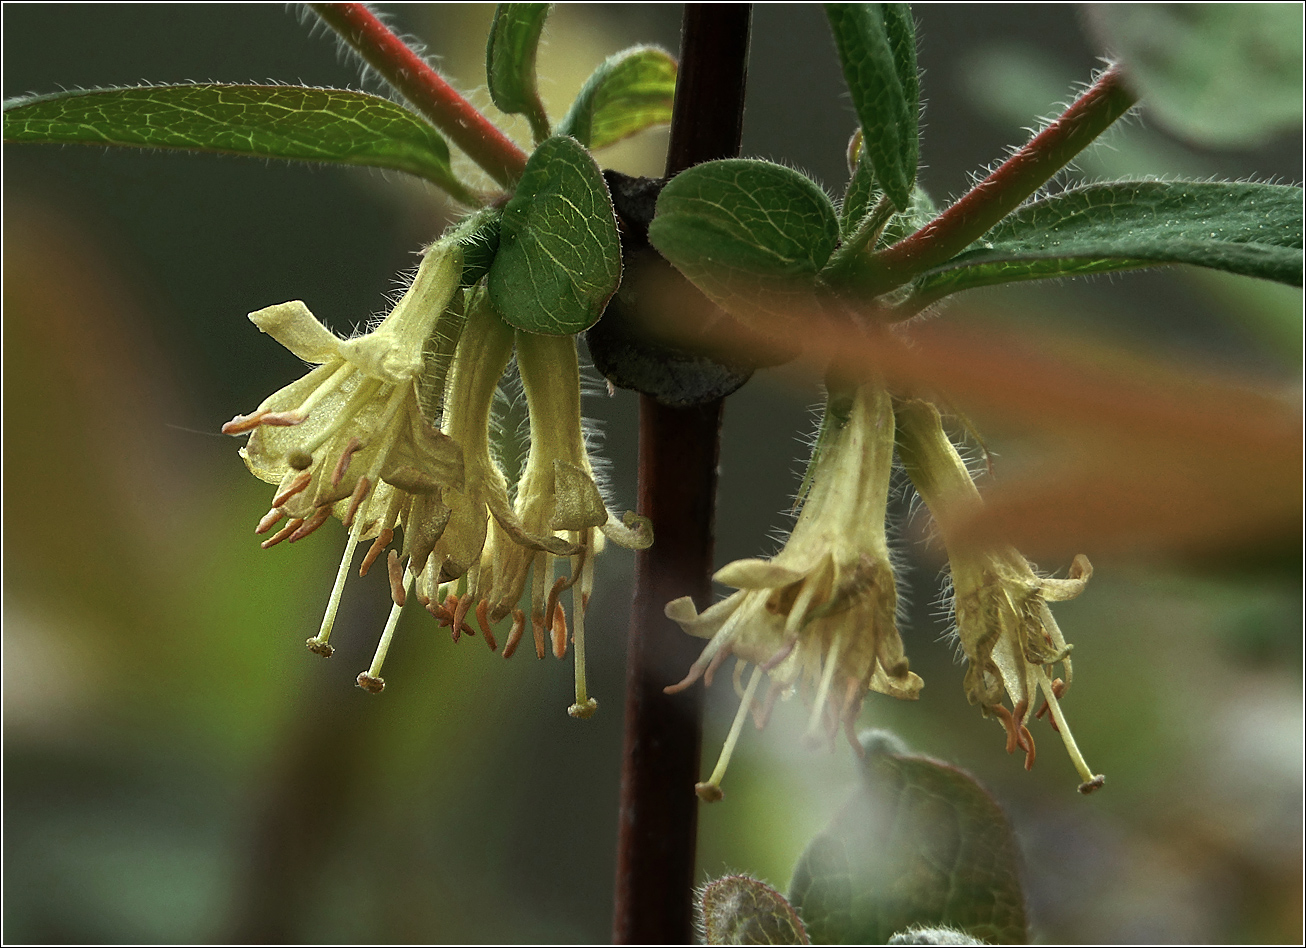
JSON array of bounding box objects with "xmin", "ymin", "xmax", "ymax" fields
[
  {"xmin": 461, "ymin": 328, "xmax": 651, "ymax": 717},
  {"xmin": 894, "ymin": 397, "xmax": 1105, "ymax": 794},
  {"xmin": 223, "ymin": 240, "xmax": 467, "ymax": 670},
  {"xmin": 665, "ymin": 382, "xmax": 921, "ymax": 801}
]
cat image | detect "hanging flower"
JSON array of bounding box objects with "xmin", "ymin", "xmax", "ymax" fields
[
  {"xmin": 894, "ymin": 397, "xmax": 1105, "ymax": 794},
  {"xmin": 665, "ymin": 382, "xmax": 920, "ymax": 801},
  {"xmin": 223, "ymin": 239, "xmax": 467, "ymax": 673},
  {"xmin": 449, "ymin": 327, "xmax": 651, "ymax": 717}
]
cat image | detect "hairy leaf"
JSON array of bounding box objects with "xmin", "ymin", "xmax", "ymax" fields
[
  {"xmin": 648, "ymin": 159, "xmax": 839, "ymax": 336},
  {"xmin": 486, "ymin": 3, "xmax": 552, "ymax": 142},
  {"xmin": 488, "ymin": 135, "xmax": 621, "ymax": 334},
  {"xmin": 558, "ymin": 45, "xmax": 677, "ymax": 150},
  {"xmin": 911, "ymin": 181, "xmax": 1304, "ymax": 301},
  {"xmin": 788, "ymin": 732, "xmax": 1027, "ymax": 945},
  {"xmin": 700, "ymin": 875, "xmax": 811, "ymax": 945},
  {"xmin": 825, "ymin": 3, "xmax": 919, "ymax": 210},
  {"xmin": 1087, "ymin": 3, "xmax": 1304, "ymax": 147},
  {"xmin": 3, "ymin": 84, "xmax": 475, "ymax": 201}
]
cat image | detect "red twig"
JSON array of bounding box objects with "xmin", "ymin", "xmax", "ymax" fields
[
  {"xmin": 865, "ymin": 64, "xmax": 1136, "ymax": 292},
  {"xmin": 310, "ymin": 3, "xmax": 529, "ymax": 187}
]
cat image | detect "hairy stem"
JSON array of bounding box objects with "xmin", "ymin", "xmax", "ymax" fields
[
  {"xmin": 862, "ymin": 64, "xmax": 1136, "ymax": 293},
  {"xmin": 613, "ymin": 5, "xmax": 752, "ymax": 944},
  {"xmin": 311, "ymin": 3, "xmax": 529, "ymax": 188}
]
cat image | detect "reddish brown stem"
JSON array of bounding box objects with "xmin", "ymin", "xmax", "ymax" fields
[
  {"xmin": 310, "ymin": 3, "xmax": 529, "ymax": 187},
  {"xmin": 864, "ymin": 64, "xmax": 1136, "ymax": 292},
  {"xmin": 614, "ymin": 5, "xmax": 752, "ymax": 944}
]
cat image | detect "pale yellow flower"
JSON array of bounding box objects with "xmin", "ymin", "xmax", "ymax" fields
[
  {"xmin": 224, "ymin": 240, "xmax": 467, "ymax": 673},
  {"xmin": 895, "ymin": 397, "xmax": 1105, "ymax": 794},
  {"xmin": 666, "ymin": 382, "xmax": 920, "ymax": 801}
]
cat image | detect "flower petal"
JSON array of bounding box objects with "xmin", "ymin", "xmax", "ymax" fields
[{"xmin": 249, "ymin": 301, "xmax": 342, "ymax": 364}]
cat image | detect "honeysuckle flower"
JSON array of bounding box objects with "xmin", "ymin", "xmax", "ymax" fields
[
  {"xmin": 665, "ymin": 382, "xmax": 921, "ymax": 801},
  {"xmin": 447, "ymin": 327, "xmax": 651, "ymax": 717},
  {"xmin": 894, "ymin": 397, "xmax": 1105, "ymax": 794},
  {"xmin": 224, "ymin": 239, "xmax": 468, "ymax": 673}
]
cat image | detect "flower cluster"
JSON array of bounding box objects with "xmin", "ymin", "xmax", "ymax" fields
[
  {"xmin": 225, "ymin": 237, "xmax": 649, "ymax": 714},
  {"xmin": 666, "ymin": 383, "xmax": 1102, "ymax": 800},
  {"xmin": 666, "ymin": 382, "xmax": 921, "ymax": 801}
]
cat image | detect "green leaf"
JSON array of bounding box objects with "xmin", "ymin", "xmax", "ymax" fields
[
  {"xmin": 488, "ymin": 135, "xmax": 621, "ymax": 335},
  {"xmin": 486, "ymin": 3, "xmax": 553, "ymax": 143},
  {"xmin": 1087, "ymin": 4, "xmax": 1304, "ymax": 147},
  {"xmin": 700, "ymin": 875, "xmax": 811, "ymax": 945},
  {"xmin": 3, "ymin": 84, "xmax": 476, "ymax": 202},
  {"xmin": 788, "ymin": 731, "xmax": 1028, "ymax": 945},
  {"xmin": 912, "ymin": 181, "xmax": 1304, "ymax": 301},
  {"xmin": 825, "ymin": 3, "xmax": 920, "ymax": 210},
  {"xmin": 558, "ymin": 45, "xmax": 677, "ymax": 150},
  {"xmin": 647, "ymin": 159, "xmax": 839, "ymax": 336}
]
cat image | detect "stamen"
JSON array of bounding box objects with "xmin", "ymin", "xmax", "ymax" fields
[
  {"xmin": 806, "ymin": 630, "xmax": 844, "ymax": 741},
  {"xmin": 453, "ymin": 593, "xmax": 475, "ymax": 639},
  {"xmin": 530, "ymin": 552, "xmax": 551, "ymax": 659},
  {"xmin": 991, "ymin": 703, "xmax": 1021, "ymax": 755},
  {"xmin": 261, "ymin": 518, "xmax": 304, "ymax": 549},
  {"xmin": 359, "ymin": 527, "xmax": 394, "ymax": 577},
  {"xmin": 475, "ymin": 600, "xmax": 498, "ymax": 652},
  {"xmin": 331, "ymin": 436, "xmax": 364, "ymax": 487},
  {"xmin": 551, "ymin": 603, "xmax": 568, "ymax": 660},
  {"xmin": 306, "ymin": 533, "xmax": 361, "ymax": 657},
  {"xmin": 702, "ymin": 642, "xmax": 733, "ymax": 689},
  {"xmin": 503, "ymin": 608, "xmax": 526, "ymax": 659},
  {"xmin": 255, "ymin": 508, "xmax": 285, "ymax": 534},
  {"xmin": 696, "ymin": 665, "xmax": 765, "ymax": 803},
  {"xmin": 342, "ymin": 476, "xmax": 372, "ymax": 530},
  {"xmin": 357, "ymin": 561, "xmax": 415, "ymax": 694},
  {"xmin": 287, "ymin": 505, "xmax": 331, "ymax": 542},
  {"xmin": 387, "ymin": 550, "xmax": 406, "ymax": 606},
  {"xmin": 272, "ymin": 470, "xmax": 313, "ymax": 508},
  {"xmin": 759, "ymin": 635, "xmax": 798, "ymax": 672},
  {"xmin": 222, "ymin": 410, "xmax": 270, "ymax": 435}
]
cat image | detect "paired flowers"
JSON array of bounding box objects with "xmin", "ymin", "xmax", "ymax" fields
[
  {"xmin": 224, "ymin": 236, "xmax": 649, "ymax": 714},
  {"xmin": 227, "ymin": 231, "xmax": 1099, "ymax": 797},
  {"xmin": 667, "ymin": 383, "xmax": 1103, "ymax": 800}
]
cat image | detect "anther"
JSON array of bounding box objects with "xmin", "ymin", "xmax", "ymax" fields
[
  {"xmin": 331, "ymin": 437, "xmax": 363, "ymax": 487},
  {"xmin": 387, "ymin": 551, "xmax": 406, "ymax": 607},
  {"xmin": 272, "ymin": 470, "xmax": 313, "ymax": 508},
  {"xmin": 255, "ymin": 508, "xmax": 285, "ymax": 534},
  {"xmin": 551, "ymin": 603, "xmax": 568, "ymax": 660},
  {"xmin": 359, "ymin": 527, "xmax": 394, "ymax": 577},
  {"xmin": 261, "ymin": 518, "xmax": 304, "ymax": 549},
  {"xmin": 288, "ymin": 505, "xmax": 331, "ymax": 542},
  {"xmin": 503, "ymin": 608, "xmax": 526, "ymax": 659},
  {"xmin": 475, "ymin": 600, "xmax": 498, "ymax": 651},
  {"xmin": 342, "ymin": 476, "xmax": 372, "ymax": 529},
  {"xmin": 222, "ymin": 411, "xmax": 269, "ymax": 435}
]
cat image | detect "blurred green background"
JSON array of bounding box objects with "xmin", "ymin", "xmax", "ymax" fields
[{"xmin": 4, "ymin": 4, "xmax": 1301, "ymax": 943}]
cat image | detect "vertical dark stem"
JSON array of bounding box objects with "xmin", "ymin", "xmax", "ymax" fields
[{"xmin": 614, "ymin": 5, "xmax": 752, "ymax": 945}]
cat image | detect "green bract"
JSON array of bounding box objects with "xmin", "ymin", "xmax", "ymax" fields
[
  {"xmin": 648, "ymin": 159, "xmax": 840, "ymax": 335},
  {"xmin": 487, "ymin": 135, "xmax": 622, "ymax": 335},
  {"xmin": 2, "ymin": 84, "xmax": 475, "ymax": 204}
]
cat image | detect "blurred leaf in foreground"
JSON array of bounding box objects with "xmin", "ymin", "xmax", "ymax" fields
[{"xmin": 788, "ymin": 731, "xmax": 1027, "ymax": 944}]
